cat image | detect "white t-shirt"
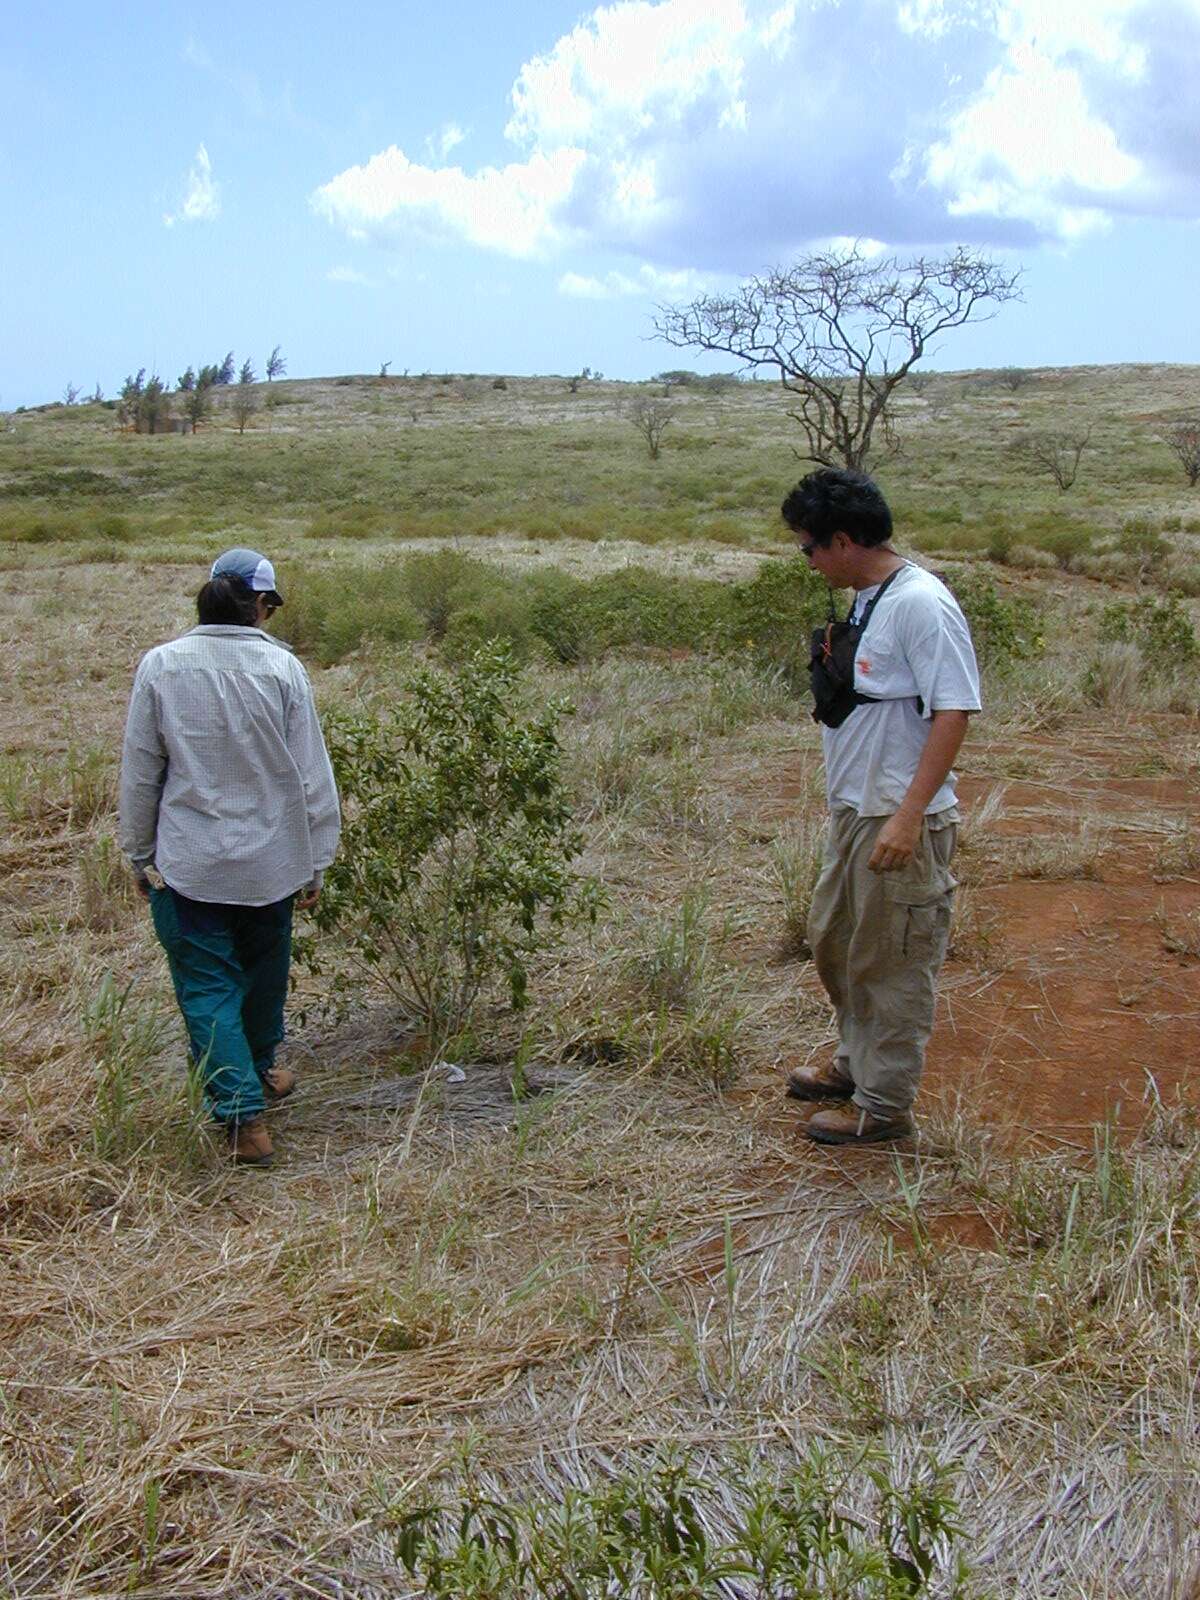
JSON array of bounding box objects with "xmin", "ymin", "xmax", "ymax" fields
[{"xmin": 823, "ymin": 562, "xmax": 982, "ymax": 817}]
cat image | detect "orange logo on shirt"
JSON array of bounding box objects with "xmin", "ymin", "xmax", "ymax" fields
[{"xmin": 858, "ymin": 658, "xmax": 871, "ymax": 673}]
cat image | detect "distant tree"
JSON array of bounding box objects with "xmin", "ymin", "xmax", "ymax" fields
[
  {"xmin": 266, "ymin": 345, "xmax": 286, "ymax": 381},
  {"xmin": 655, "ymin": 245, "xmax": 1022, "ymax": 468},
  {"xmin": 197, "ymin": 364, "xmax": 219, "ymax": 391},
  {"xmin": 1166, "ymin": 417, "xmax": 1200, "ymax": 487},
  {"xmin": 217, "ymin": 351, "xmax": 236, "ymax": 385},
  {"xmin": 1013, "ymin": 426, "xmax": 1092, "ymax": 492},
  {"xmin": 994, "ymin": 366, "xmax": 1031, "ymax": 392},
  {"xmin": 178, "ymin": 366, "xmax": 196, "ymax": 392},
  {"xmin": 137, "ymin": 375, "xmax": 172, "ymax": 435},
  {"xmin": 87, "ymin": 382, "xmax": 104, "ymax": 404},
  {"xmin": 117, "ymin": 369, "xmax": 146, "ymax": 429},
  {"xmin": 655, "ymin": 369, "xmax": 697, "ymax": 391},
  {"xmin": 629, "ymin": 396, "xmax": 674, "ymax": 460},
  {"xmin": 182, "ymin": 385, "xmax": 212, "ymax": 433},
  {"xmin": 232, "ymin": 369, "xmax": 258, "ymax": 434},
  {"xmin": 379, "ymin": 360, "xmax": 392, "ymax": 378},
  {"xmin": 238, "ymin": 357, "xmax": 256, "ymax": 385},
  {"xmin": 63, "ymin": 382, "xmax": 80, "ymax": 406}
]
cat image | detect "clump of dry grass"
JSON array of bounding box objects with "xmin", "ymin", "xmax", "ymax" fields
[{"xmin": 1003, "ymin": 816, "xmax": 1113, "ymax": 881}]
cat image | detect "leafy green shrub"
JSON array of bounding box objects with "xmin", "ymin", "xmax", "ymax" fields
[
  {"xmin": 401, "ymin": 548, "xmax": 492, "ymax": 638},
  {"xmin": 526, "ymin": 569, "xmax": 593, "ymax": 663},
  {"xmin": 1116, "ymin": 516, "xmax": 1168, "ymax": 566},
  {"xmin": 948, "ymin": 569, "xmax": 1043, "ymax": 673},
  {"xmin": 441, "ymin": 588, "xmax": 535, "ymax": 663},
  {"xmin": 302, "ymin": 645, "xmax": 596, "ymax": 1051},
  {"xmin": 724, "ymin": 554, "xmax": 829, "ymax": 686},
  {"xmin": 274, "ymin": 563, "xmax": 423, "ymax": 664},
  {"xmin": 1039, "ymin": 524, "xmax": 1093, "ymax": 571},
  {"xmin": 986, "ymin": 523, "xmax": 1016, "ymax": 564},
  {"xmin": 579, "ymin": 566, "xmax": 727, "ymax": 651},
  {"xmin": 1098, "ymin": 594, "xmax": 1198, "ymax": 667},
  {"xmin": 390, "ymin": 1447, "xmax": 967, "ymax": 1599}
]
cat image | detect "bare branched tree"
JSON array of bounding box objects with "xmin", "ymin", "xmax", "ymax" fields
[
  {"xmin": 62, "ymin": 382, "xmax": 80, "ymax": 406},
  {"xmin": 993, "ymin": 366, "xmax": 1031, "ymax": 392},
  {"xmin": 1166, "ymin": 416, "xmax": 1200, "ymax": 487},
  {"xmin": 629, "ymin": 396, "xmax": 675, "ymax": 460},
  {"xmin": 655, "ymin": 245, "xmax": 1021, "ymax": 468},
  {"xmin": 1013, "ymin": 426, "xmax": 1092, "ymax": 492}
]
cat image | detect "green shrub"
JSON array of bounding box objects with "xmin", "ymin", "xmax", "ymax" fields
[
  {"xmin": 301, "ymin": 645, "xmax": 597, "ymax": 1052},
  {"xmin": 526, "ymin": 569, "xmax": 593, "ymax": 663},
  {"xmin": 724, "ymin": 554, "xmax": 830, "ymax": 686},
  {"xmin": 948, "ymin": 569, "xmax": 1043, "ymax": 672},
  {"xmin": 390, "ymin": 1447, "xmax": 967, "ymax": 1599},
  {"xmin": 441, "ymin": 589, "xmax": 535, "ymax": 663},
  {"xmin": 401, "ymin": 548, "xmax": 492, "ymax": 638},
  {"xmin": 274, "ymin": 564, "xmax": 423, "ymax": 664},
  {"xmin": 579, "ymin": 566, "xmax": 727, "ymax": 651},
  {"xmin": 1116, "ymin": 516, "xmax": 1168, "ymax": 566},
  {"xmin": 986, "ymin": 523, "xmax": 1016, "ymax": 564},
  {"xmin": 1039, "ymin": 524, "xmax": 1093, "ymax": 571},
  {"xmin": 1098, "ymin": 594, "xmax": 1198, "ymax": 667}
]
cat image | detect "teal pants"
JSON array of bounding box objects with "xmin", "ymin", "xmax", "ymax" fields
[{"xmin": 149, "ymin": 885, "xmax": 294, "ymax": 1125}]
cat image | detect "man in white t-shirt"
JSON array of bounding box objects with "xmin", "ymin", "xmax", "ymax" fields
[{"xmin": 780, "ymin": 469, "xmax": 982, "ymax": 1145}]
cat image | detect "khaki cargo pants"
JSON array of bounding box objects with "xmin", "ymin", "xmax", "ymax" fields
[{"xmin": 806, "ymin": 807, "xmax": 959, "ymax": 1119}]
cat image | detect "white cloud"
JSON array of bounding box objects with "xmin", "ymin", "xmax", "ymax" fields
[
  {"xmin": 314, "ymin": 0, "xmax": 1200, "ymax": 273},
  {"xmin": 426, "ymin": 122, "xmax": 467, "ymax": 161},
  {"xmin": 559, "ymin": 262, "xmax": 713, "ymax": 298},
  {"xmin": 163, "ymin": 144, "xmax": 219, "ymax": 227},
  {"xmin": 313, "ymin": 144, "xmax": 586, "ymax": 257},
  {"xmin": 327, "ymin": 265, "xmax": 374, "ymax": 285},
  {"xmin": 925, "ymin": 43, "xmax": 1142, "ymax": 238}
]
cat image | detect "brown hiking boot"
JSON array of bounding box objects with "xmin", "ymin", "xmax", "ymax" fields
[
  {"xmin": 260, "ymin": 1064, "xmax": 297, "ymax": 1104},
  {"xmin": 226, "ymin": 1116, "xmax": 274, "ymax": 1167},
  {"xmin": 804, "ymin": 1105, "xmax": 914, "ymax": 1146},
  {"xmin": 785, "ymin": 1059, "xmax": 854, "ymax": 1101}
]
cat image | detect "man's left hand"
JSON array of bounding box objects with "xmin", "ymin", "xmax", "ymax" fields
[
  {"xmin": 868, "ymin": 811, "xmax": 922, "ymax": 873},
  {"xmin": 296, "ymin": 887, "xmax": 321, "ymax": 911}
]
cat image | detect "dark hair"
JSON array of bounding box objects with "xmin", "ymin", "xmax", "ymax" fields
[
  {"xmin": 780, "ymin": 468, "xmax": 893, "ymax": 548},
  {"xmin": 197, "ymin": 574, "xmax": 260, "ymax": 626}
]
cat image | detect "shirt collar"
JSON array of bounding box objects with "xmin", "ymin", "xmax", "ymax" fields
[{"xmin": 186, "ymin": 625, "xmax": 295, "ymax": 652}]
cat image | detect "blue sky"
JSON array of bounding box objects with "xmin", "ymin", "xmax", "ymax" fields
[{"xmin": 5, "ymin": 0, "xmax": 1200, "ymax": 408}]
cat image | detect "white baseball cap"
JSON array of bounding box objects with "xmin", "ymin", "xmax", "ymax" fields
[{"xmin": 210, "ymin": 547, "xmax": 284, "ymax": 606}]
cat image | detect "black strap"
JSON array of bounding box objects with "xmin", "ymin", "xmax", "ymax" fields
[{"xmin": 846, "ymin": 563, "xmax": 906, "ymax": 633}]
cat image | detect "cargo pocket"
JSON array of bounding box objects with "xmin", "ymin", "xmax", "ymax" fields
[{"xmin": 883, "ymin": 853, "xmax": 956, "ymax": 961}]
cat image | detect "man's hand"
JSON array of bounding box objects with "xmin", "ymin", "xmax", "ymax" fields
[
  {"xmin": 296, "ymin": 887, "xmax": 321, "ymax": 911},
  {"xmin": 133, "ymin": 873, "xmax": 152, "ymax": 900},
  {"xmin": 868, "ymin": 809, "xmax": 922, "ymax": 873}
]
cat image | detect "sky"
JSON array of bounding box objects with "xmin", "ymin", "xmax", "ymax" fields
[{"xmin": 4, "ymin": 0, "xmax": 1200, "ymax": 408}]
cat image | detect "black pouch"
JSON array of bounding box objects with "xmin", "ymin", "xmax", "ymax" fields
[{"xmin": 808, "ymin": 568, "xmax": 903, "ymax": 728}]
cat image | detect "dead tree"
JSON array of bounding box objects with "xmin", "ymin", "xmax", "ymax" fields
[
  {"xmin": 629, "ymin": 397, "xmax": 674, "ymax": 460},
  {"xmin": 1166, "ymin": 417, "xmax": 1200, "ymax": 487},
  {"xmin": 1013, "ymin": 426, "xmax": 1092, "ymax": 492},
  {"xmin": 655, "ymin": 245, "xmax": 1020, "ymax": 468}
]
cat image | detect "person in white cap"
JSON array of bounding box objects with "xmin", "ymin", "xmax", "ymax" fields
[{"xmin": 118, "ymin": 548, "xmax": 340, "ymax": 1166}]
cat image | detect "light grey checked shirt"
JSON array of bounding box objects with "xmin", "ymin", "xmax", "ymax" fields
[{"xmin": 119, "ymin": 626, "xmax": 341, "ymax": 906}]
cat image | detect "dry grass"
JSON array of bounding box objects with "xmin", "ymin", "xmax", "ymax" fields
[{"xmin": 2, "ymin": 378, "xmax": 1200, "ymax": 1596}]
